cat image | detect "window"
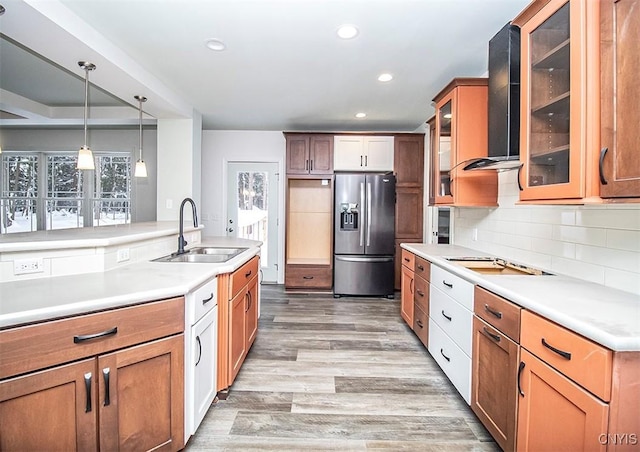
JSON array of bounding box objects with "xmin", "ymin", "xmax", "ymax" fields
[{"xmin": 1, "ymin": 151, "xmax": 132, "ymax": 234}]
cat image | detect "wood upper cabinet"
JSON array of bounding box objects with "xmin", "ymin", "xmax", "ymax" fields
[
  {"xmin": 599, "ymin": 0, "xmax": 640, "ymax": 199},
  {"xmin": 0, "ymin": 298, "xmax": 185, "ymax": 452},
  {"xmin": 515, "ymin": 0, "xmax": 602, "ymax": 202},
  {"xmin": 285, "ymin": 133, "xmax": 333, "ymax": 175},
  {"xmin": 430, "ymin": 78, "xmax": 498, "ymax": 207},
  {"xmin": 394, "ymin": 134, "xmax": 424, "ymax": 241}
]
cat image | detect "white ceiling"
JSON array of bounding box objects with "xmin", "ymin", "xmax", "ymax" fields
[{"xmin": 1, "ymin": 0, "xmax": 530, "ymax": 131}]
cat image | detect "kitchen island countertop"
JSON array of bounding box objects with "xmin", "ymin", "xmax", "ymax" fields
[{"xmin": 402, "ymin": 243, "xmax": 640, "ymax": 352}]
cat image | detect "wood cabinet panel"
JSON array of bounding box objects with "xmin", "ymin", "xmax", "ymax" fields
[
  {"xmin": 394, "ymin": 135, "xmax": 424, "ymax": 187},
  {"xmin": 521, "ymin": 310, "xmax": 613, "ymax": 401},
  {"xmin": 0, "ymin": 358, "xmax": 97, "ymax": 452},
  {"xmin": 246, "ymin": 276, "xmax": 259, "ymax": 346},
  {"xmin": 395, "ymin": 187, "xmax": 423, "ymax": 239},
  {"xmin": 414, "ymin": 257, "xmax": 430, "ymax": 281},
  {"xmin": 471, "ymin": 317, "xmax": 519, "ymax": 452},
  {"xmin": 401, "ymin": 248, "xmax": 416, "ymax": 269},
  {"xmin": 517, "ymin": 348, "xmax": 609, "ymax": 452},
  {"xmin": 285, "ymin": 134, "xmax": 334, "ymax": 175},
  {"xmin": 229, "ymin": 288, "xmax": 248, "ymax": 383},
  {"xmin": 0, "ymin": 297, "xmax": 184, "ymax": 379},
  {"xmin": 286, "ymin": 135, "xmax": 310, "ymax": 174},
  {"xmin": 600, "ymin": 0, "xmax": 640, "ymax": 198},
  {"xmin": 413, "ymin": 304, "xmax": 429, "ymax": 348},
  {"xmin": 400, "ymin": 264, "xmax": 414, "ymax": 327},
  {"xmin": 474, "ymin": 286, "xmax": 521, "ymax": 343},
  {"xmin": 230, "ymin": 256, "xmax": 259, "ymax": 299},
  {"xmin": 98, "ymin": 335, "xmax": 184, "ymax": 452},
  {"xmin": 309, "ymin": 135, "xmax": 334, "ymax": 175},
  {"xmin": 413, "ymin": 274, "xmax": 429, "ymax": 314},
  {"xmin": 285, "ymin": 264, "xmax": 332, "ymax": 289}
]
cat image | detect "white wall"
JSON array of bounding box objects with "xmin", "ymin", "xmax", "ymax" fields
[
  {"xmin": 453, "ymin": 170, "xmax": 640, "ymax": 295},
  {"xmin": 201, "ymin": 130, "xmax": 286, "ymax": 282}
]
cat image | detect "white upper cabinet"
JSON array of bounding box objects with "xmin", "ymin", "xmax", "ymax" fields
[{"xmin": 334, "ymin": 136, "xmax": 394, "ymax": 171}]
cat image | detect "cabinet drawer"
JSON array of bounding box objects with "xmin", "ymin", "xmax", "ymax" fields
[
  {"xmin": 430, "ymin": 286, "xmax": 473, "ymax": 357},
  {"xmin": 414, "ymin": 257, "xmax": 430, "ymax": 281},
  {"xmin": 430, "ymin": 265, "xmax": 474, "ymax": 311},
  {"xmin": 285, "ymin": 265, "xmax": 332, "ymax": 289},
  {"xmin": 413, "ymin": 304, "xmax": 428, "ymax": 348},
  {"xmin": 230, "ymin": 256, "xmax": 259, "ymax": 298},
  {"xmin": 413, "ymin": 275, "xmax": 429, "ymax": 313},
  {"xmin": 521, "ymin": 310, "xmax": 613, "ymax": 401},
  {"xmin": 188, "ymin": 277, "xmax": 218, "ymax": 325},
  {"xmin": 0, "ymin": 297, "xmax": 184, "ymax": 379},
  {"xmin": 429, "ymin": 319, "xmax": 471, "ymax": 404},
  {"xmin": 401, "ymin": 249, "xmax": 415, "ymax": 269},
  {"xmin": 474, "ymin": 286, "xmax": 521, "ymax": 342}
]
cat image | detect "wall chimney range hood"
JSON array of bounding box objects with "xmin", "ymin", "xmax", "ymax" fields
[{"xmin": 464, "ymin": 22, "xmax": 521, "ymax": 172}]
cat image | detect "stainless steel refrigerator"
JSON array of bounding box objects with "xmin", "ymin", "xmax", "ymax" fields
[{"xmin": 334, "ymin": 173, "xmax": 396, "ymax": 297}]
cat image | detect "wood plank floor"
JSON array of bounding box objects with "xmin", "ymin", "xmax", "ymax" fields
[{"xmin": 185, "ymin": 285, "xmax": 498, "ymax": 451}]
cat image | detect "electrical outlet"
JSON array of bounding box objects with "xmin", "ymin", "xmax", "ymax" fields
[
  {"xmin": 116, "ymin": 248, "xmax": 130, "ymax": 263},
  {"xmin": 14, "ymin": 258, "xmax": 44, "ymax": 275}
]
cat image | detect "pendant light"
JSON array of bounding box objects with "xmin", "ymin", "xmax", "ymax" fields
[
  {"xmin": 77, "ymin": 61, "xmax": 96, "ymax": 170},
  {"xmin": 134, "ymin": 95, "xmax": 148, "ymax": 178}
]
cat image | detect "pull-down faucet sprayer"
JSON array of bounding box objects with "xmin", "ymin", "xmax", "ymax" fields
[{"xmin": 177, "ymin": 197, "xmax": 198, "ymax": 255}]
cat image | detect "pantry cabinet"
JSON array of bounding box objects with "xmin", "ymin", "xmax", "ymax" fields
[
  {"xmin": 0, "ymin": 297, "xmax": 185, "ymax": 452},
  {"xmin": 285, "ymin": 133, "xmax": 333, "ymax": 175},
  {"xmin": 599, "ymin": 0, "xmax": 640, "ymax": 199},
  {"xmin": 430, "ymin": 78, "xmax": 498, "ymax": 207},
  {"xmin": 515, "ymin": 0, "xmax": 602, "ymax": 202}
]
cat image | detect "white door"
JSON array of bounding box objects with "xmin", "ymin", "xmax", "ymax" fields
[
  {"xmin": 226, "ymin": 162, "xmax": 279, "ymax": 282},
  {"xmin": 364, "ymin": 136, "xmax": 394, "ymax": 171},
  {"xmin": 191, "ymin": 306, "xmax": 217, "ymax": 434},
  {"xmin": 333, "ymin": 136, "xmax": 364, "ymax": 170}
]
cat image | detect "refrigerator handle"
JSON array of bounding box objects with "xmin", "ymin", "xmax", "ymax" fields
[
  {"xmin": 366, "ymin": 182, "xmax": 372, "ymax": 247},
  {"xmin": 360, "ymin": 182, "xmax": 365, "ymax": 247}
]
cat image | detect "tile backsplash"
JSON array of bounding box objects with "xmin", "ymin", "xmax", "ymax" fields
[{"xmin": 454, "ymin": 171, "xmax": 640, "ymax": 295}]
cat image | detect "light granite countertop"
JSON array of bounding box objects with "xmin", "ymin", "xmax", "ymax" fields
[
  {"xmin": 0, "ymin": 236, "xmax": 261, "ymax": 329},
  {"xmin": 401, "ymin": 243, "xmax": 640, "ymax": 352}
]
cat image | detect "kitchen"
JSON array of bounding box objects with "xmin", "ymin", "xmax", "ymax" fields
[{"xmin": 1, "ymin": 0, "xmax": 639, "ymax": 451}]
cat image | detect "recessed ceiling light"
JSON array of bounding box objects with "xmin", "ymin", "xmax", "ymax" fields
[
  {"xmin": 355, "ymin": 112, "xmax": 367, "ymax": 119},
  {"xmin": 337, "ymin": 24, "xmax": 359, "ymax": 39},
  {"xmin": 378, "ymin": 73, "xmax": 393, "ymax": 82},
  {"xmin": 205, "ymin": 39, "xmax": 226, "ymax": 51}
]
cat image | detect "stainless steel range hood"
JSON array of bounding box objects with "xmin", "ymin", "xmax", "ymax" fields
[{"xmin": 465, "ymin": 23, "xmax": 521, "ymax": 172}]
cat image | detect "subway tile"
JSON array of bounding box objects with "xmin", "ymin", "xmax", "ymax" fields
[
  {"xmin": 604, "ymin": 268, "xmax": 640, "ymax": 295},
  {"xmin": 575, "ymin": 245, "xmax": 640, "ymax": 274},
  {"xmin": 550, "ymin": 257, "xmax": 605, "ymax": 285},
  {"xmin": 576, "ymin": 208, "xmax": 640, "ymax": 231},
  {"xmin": 552, "ymin": 225, "xmax": 607, "ymax": 247},
  {"xmin": 606, "ymin": 229, "xmax": 640, "ymax": 252},
  {"xmin": 530, "ymin": 238, "xmax": 576, "ymax": 259}
]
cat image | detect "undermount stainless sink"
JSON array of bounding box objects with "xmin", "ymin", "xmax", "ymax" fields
[
  {"xmin": 153, "ymin": 246, "xmax": 248, "ymax": 263},
  {"xmin": 445, "ymin": 257, "xmax": 552, "ymax": 276}
]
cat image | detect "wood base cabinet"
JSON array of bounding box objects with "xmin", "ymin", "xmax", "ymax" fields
[
  {"xmin": 517, "ymin": 348, "xmax": 609, "ymax": 452},
  {"xmin": 0, "ymin": 298, "xmax": 185, "ymax": 452},
  {"xmin": 400, "ymin": 249, "xmax": 415, "ymax": 326},
  {"xmin": 217, "ymin": 256, "xmax": 260, "ymax": 391}
]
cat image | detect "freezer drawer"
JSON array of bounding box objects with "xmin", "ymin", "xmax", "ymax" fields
[{"xmin": 334, "ymin": 255, "xmax": 394, "ymax": 297}]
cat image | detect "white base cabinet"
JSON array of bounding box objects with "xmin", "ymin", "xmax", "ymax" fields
[{"xmin": 429, "ymin": 319, "xmax": 472, "ymax": 404}]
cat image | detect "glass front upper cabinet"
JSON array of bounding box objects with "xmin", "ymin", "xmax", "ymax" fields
[{"xmin": 438, "ymin": 100, "xmax": 453, "ymax": 199}]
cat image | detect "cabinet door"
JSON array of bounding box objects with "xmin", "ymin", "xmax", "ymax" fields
[
  {"xmin": 246, "ymin": 276, "xmax": 259, "ymax": 347},
  {"xmin": 471, "ymin": 317, "xmax": 519, "ymax": 452},
  {"xmin": 400, "ymin": 264, "xmax": 414, "ymax": 327},
  {"xmin": 309, "ymin": 135, "xmax": 333, "ymax": 175},
  {"xmin": 334, "ymin": 136, "xmax": 365, "ymax": 170},
  {"xmin": 286, "ymin": 134, "xmax": 310, "ymax": 174},
  {"xmin": 395, "ymin": 187, "xmax": 423, "ymax": 240},
  {"xmin": 0, "ymin": 359, "xmax": 97, "ymax": 451},
  {"xmin": 229, "ymin": 288, "xmax": 247, "ymax": 383},
  {"xmin": 517, "ymin": 348, "xmax": 608, "ymax": 452},
  {"xmin": 364, "ymin": 136, "xmax": 394, "ymax": 171},
  {"xmin": 191, "ymin": 307, "xmax": 218, "ymax": 435},
  {"xmin": 98, "ymin": 335, "xmax": 184, "ymax": 452},
  {"xmin": 600, "ymin": 0, "xmax": 640, "ymax": 198},
  {"xmin": 433, "ymin": 92, "xmax": 455, "ymax": 204},
  {"xmin": 394, "ymin": 135, "xmax": 424, "ymax": 188}
]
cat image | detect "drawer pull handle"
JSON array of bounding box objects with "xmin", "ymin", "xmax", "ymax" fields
[
  {"xmin": 484, "ymin": 304, "xmax": 503, "ymax": 319},
  {"xmin": 441, "ymin": 310, "xmax": 452, "ymax": 321},
  {"xmin": 245, "ymin": 270, "xmax": 252, "ymax": 278},
  {"xmin": 202, "ymin": 293, "xmax": 214, "ymax": 304},
  {"xmin": 541, "ymin": 338, "xmax": 572, "ymax": 360},
  {"xmin": 102, "ymin": 368, "xmax": 111, "ymax": 406},
  {"xmin": 416, "ymin": 319, "xmax": 424, "ymax": 329},
  {"xmin": 417, "ymin": 264, "xmax": 424, "ymax": 271},
  {"xmin": 404, "ymin": 257, "xmax": 410, "ymax": 263},
  {"xmin": 195, "ymin": 336, "xmax": 202, "ymax": 366},
  {"xmin": 483, "ymin": 327, "xmax": 501, "ymax": 342},
  {"xmin": 84, "ymin": 372, "xmax": 92, "ymax": 413},
  {"xmin": 74, "ymin": 327, "xmax": 118, "ymax": 343},
  {"xmin": 440, "ymin": 348, "xmax": 451, "ymax": 362},
  {"xmin": 416, "ymin": 289, "xmax": 425, "ymax": 297},
  {"xmin": 518, "ymin": 361, "xmax": 526, "ymax": 397},
  {"xmin": 442, "ymin": 280, "xmax": 453, "ymax": 288},
  {"xmin": 303, "ymin": 276, "xmax": 314, "ymax": 280}
]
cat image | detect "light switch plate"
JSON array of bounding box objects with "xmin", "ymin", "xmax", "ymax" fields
[{"xmin": 116, "ymin": 248, "xmax": 130, "ymax": 262}]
